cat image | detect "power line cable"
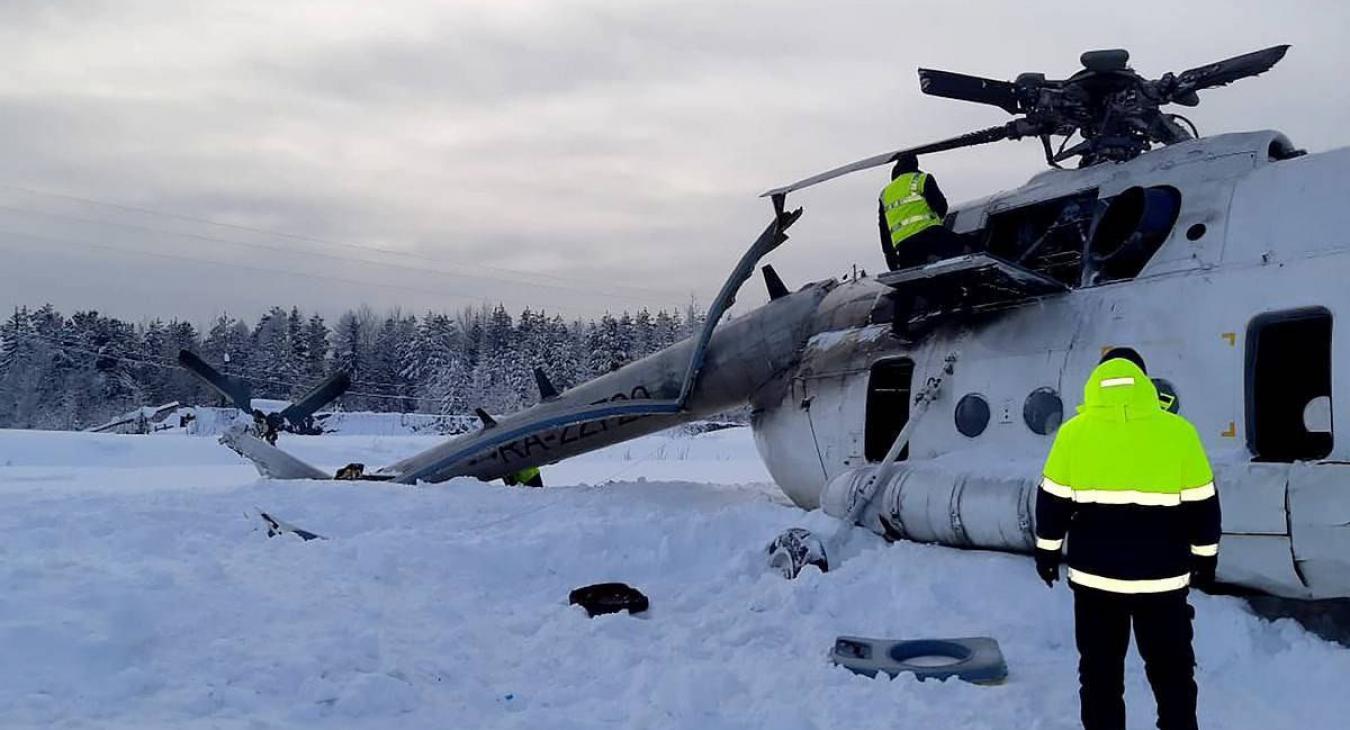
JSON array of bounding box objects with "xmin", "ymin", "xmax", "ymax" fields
[
  {"xmin": 0, "ymin": 182, "xmax": 692, "ymax": 300},
  {"xmin": 0, "ymin": 202, "xmax": 686, "ymax": 308},
  {"xmin": 0, "ymin": 226, "xmax": 679, "ymax": 313}
]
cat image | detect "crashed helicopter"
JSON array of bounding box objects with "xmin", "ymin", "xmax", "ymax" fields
[{"xmin": 184, "ymin": 44, "xmax": 1350, "ymax": 603}]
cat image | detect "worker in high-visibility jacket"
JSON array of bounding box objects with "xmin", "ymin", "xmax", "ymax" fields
[
  {"xmin": 503, "ymin": 466, "xmax": 543, "ymax": 488},
  {"xmin": 877, "ymin": 154, "xmax": 964, "ymax": 271},
  {"xmin": 1035, "ymin": 348, "xmax": 1220, "ymax": 730}
]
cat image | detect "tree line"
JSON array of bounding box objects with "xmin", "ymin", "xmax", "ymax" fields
[{"xmin": 0, "ymin": 303, "xmax": 706, "ymax": 430}]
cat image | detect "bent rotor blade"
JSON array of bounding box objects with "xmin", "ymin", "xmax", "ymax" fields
[
  {"xmin": 917, "ymin": 68, "xmax": 1022, "ymax": 114},
  {"xmin": 1172, "ymin": 45, "xmax": 1289, "ymax": 96},
  {"xmin": 220, "ymin": 425, "xmax": 329, "ymax": 480},
  {"xmin": 761, "ymin": 124, "xmax": 1012, "ymax": 198},
  {"xmin": 279, "ymin": 370, "xmax": 351, "ymax": 427},
  {"xmin": 178, "ymin": 350, "xmax": 252, "ymax": 412}
]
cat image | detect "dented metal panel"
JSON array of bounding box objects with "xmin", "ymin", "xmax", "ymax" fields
[
  {"xmin": 1217, "ymin": 534, "xmax": 1307, "ymax": 598},
  {"xmin": 1213, "ymin": 461, "xmax": 1289, "ymax": 535},
  {"xmin": 1288, "ymin": 462, "xmax": 1350, "ymax": 598}
]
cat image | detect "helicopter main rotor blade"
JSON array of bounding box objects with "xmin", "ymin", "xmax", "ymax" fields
[
  {"xmin": 279, "ymin": 370, "xmax": 351, "ymax": 426},
  {"xmin": 1171, "ymin": 44, "xmax": 1289, "ymax": 96},
  {"xmin": 760, "ymin": 124, "xmax": 1012, "ymax": 198},
  {"xmin": 917, "ymin": 69, "xmax": 1022, "ymax": 114},
  {"xmin": 178, "ymin": 350, "xmax": 253, "ymax": 413}
]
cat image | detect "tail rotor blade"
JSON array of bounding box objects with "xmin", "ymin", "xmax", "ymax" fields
[
  {"xmin": 279, "ymin": 370, "xmax": 351, "ymax": 426},
  {"xmin": 178, "ymin": 350, "xmax": 252, "ymax": 412},
  {"xmin": 918, "ymin": 69, "xmax": 1022, "ymax": 114}
]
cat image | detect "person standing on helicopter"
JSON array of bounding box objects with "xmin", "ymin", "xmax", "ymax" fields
[{"xmin": 877, "ymin": 154, "xmax": 966, "ymax": 270}]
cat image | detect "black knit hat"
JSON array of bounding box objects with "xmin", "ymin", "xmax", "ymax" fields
[{"xmin": 1099, "ymin": 346, "xmax": 1147, "ymax": 374}]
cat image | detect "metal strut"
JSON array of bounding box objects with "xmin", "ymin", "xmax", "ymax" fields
[{"xmin": 832, "ymin": 350, "xmax": 958, "ymax": 543}]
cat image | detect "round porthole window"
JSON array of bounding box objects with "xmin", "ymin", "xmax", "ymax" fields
[
  {"xmin": 1152, "ymin": 378, "xmax": 1180, "ymax": 414},
  {"xmin": 1023, "ymin": 388, "xmax": 1063, "ymax": 435},
  {"xmin": 955, "ymin": 394, "xmax": 991, "ymax": 438}
]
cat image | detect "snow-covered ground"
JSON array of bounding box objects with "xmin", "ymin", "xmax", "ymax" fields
[{"xmin": 1, "ymin": 426, "xmax": 1347, "ymax": 729}]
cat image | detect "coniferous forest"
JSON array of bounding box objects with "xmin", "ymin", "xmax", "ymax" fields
[{"xmin": 0, "ymin": 303, "xmax": 707, "ymax": 430}]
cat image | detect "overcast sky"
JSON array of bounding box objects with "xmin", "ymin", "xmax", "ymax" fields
[{"xmin": 1, "ymin": 0, "xmax": 1347, "ymax": 325}]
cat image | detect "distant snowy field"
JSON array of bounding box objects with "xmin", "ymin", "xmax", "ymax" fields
[{"xmin": 1, "ymin": 427, "xmax": 1348, "ymax": 729}]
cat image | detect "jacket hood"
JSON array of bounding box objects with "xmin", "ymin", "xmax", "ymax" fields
[{"xmin": 1079, "ymin": 358, "xmax": 1160, "ymax": 421}]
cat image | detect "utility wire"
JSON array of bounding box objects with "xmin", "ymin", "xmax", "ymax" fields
[
  {"xmin": 0, "ymin": 182, "xmax": 692, "ymax": 300},
  {"xmin": 0, "ymin": 227, "xmax": 662, "ymax": 312},
  {"xmin": 0, "ymin": 202, "xmax": 686, "ymax": 308}
]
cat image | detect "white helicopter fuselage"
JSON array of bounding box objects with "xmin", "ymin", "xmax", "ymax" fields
[{"xmin": 752, "ymin": 130, "xmax": 1350, "ymax": 599}]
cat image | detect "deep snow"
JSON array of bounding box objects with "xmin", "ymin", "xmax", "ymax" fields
[{"xmin": 1, "ymin": 426, "xmax": 1347, "ymax": 729}]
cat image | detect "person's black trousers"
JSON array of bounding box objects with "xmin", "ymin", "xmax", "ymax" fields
[{"xmin": 1073, "ymin": 585, "xmax": 1198, "ymax": 730}]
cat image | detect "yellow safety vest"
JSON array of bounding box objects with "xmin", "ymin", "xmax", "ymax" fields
[{"xmin": 880, "ymin": 172, "xmax": 942, "ymax": 248}]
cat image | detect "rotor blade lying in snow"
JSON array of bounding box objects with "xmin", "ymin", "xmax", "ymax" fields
[{"xmin": 219, "ymin": 425, "xmax": 329, "ymax": 480}]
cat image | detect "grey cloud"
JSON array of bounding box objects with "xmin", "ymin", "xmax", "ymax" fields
[{"xmin": 2, "ymin": 0, "xmax": 1349, "ymax": 327}]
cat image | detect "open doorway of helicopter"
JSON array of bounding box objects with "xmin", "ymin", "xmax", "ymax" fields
[
  {"xmin": 865, "ymin": 359, "xmax": 914, "ymax": 463},
  {"xmin": 1246, "ymin": 307, "xmax": 1333, "ymax": 462}
]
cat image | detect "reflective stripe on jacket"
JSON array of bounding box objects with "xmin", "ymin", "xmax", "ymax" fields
[
  {"xmin": 1034, "ymin": 358, "xmax": 1221, "ymax": 593},
  {"xmin": 880, "ymin": 172, "xmax": 942, "ymax": 248}
]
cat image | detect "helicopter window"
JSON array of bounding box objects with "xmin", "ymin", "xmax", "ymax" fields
[
  {"xmin": 982, "ymin": 189, "xmax": 1099, "ymax": 287},
  {"xmin": 865, "ymin": 359, "xmax": 914, "ymax": 462},
  {"xmin": 1086, "ymin": 186, "xmax": 1182, "ymax": 285},
  {"xmin": 1185, "ymin": 224, "xmax": 1207, "ymax": 242},
  {"xmin": 954, "ymin": 394, "xmax": 991, "ymax": 438},
  {"xmin": 1246, "ymin": 308, "xmax": 1333, "ymax": 462},
  {"xmin": 1023, "ymin": 387, "xmax": 1064, "ymax": 436},
  {"xmin": 1268, "ymin": 137, "xmax": 1305, "ymax": 161}
]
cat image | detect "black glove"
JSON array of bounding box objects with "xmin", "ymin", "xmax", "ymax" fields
[
  {"xmin": 1035, "ymin": 549, "xmax": 1061, "ymax": 588},
  {"xmin": 1190, "ymin": 553, "xmax": 1217, "ymax": 590}
]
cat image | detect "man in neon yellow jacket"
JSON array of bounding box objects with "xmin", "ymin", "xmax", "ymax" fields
[
  {"xmin": 503, "ymin": 466, "xmax": 543, "ymax": 488},
  {"xmin": 1035, "ymin": 348, "xmax": 1220, "ymax": 730}
]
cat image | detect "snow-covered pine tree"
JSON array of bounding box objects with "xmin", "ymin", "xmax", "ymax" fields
[
  {"xmin": 286, "ymin": 307, "xmax": 307, "ymax": 385},
  {"xmin": 163, "ymin": 320, "xmax": 204, "ymax": 405},
  {"xmin": 301, "ymin": 314, "xmax": 330, "ymax": 384},
  {"xmin": 632, "ymin": 308, "xmax": 655, "ymax": 359},
  {"xmin": 251, "ymin": 306, "xmax": 300, "ymax": 400},
  {"xmin": 332, "ymin": 310, "xmax": 366, "ymax": 409},
  {"xmin": 0, "ymin": 307, "xmax": 42, "ymax": 428},
  {"xmin": 413, "ymin": 311, "xmax": 471, "ymax": 416},
  {"xmin": 139, "ymin": 319, "xmax": 170, "ymax": 405}
]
